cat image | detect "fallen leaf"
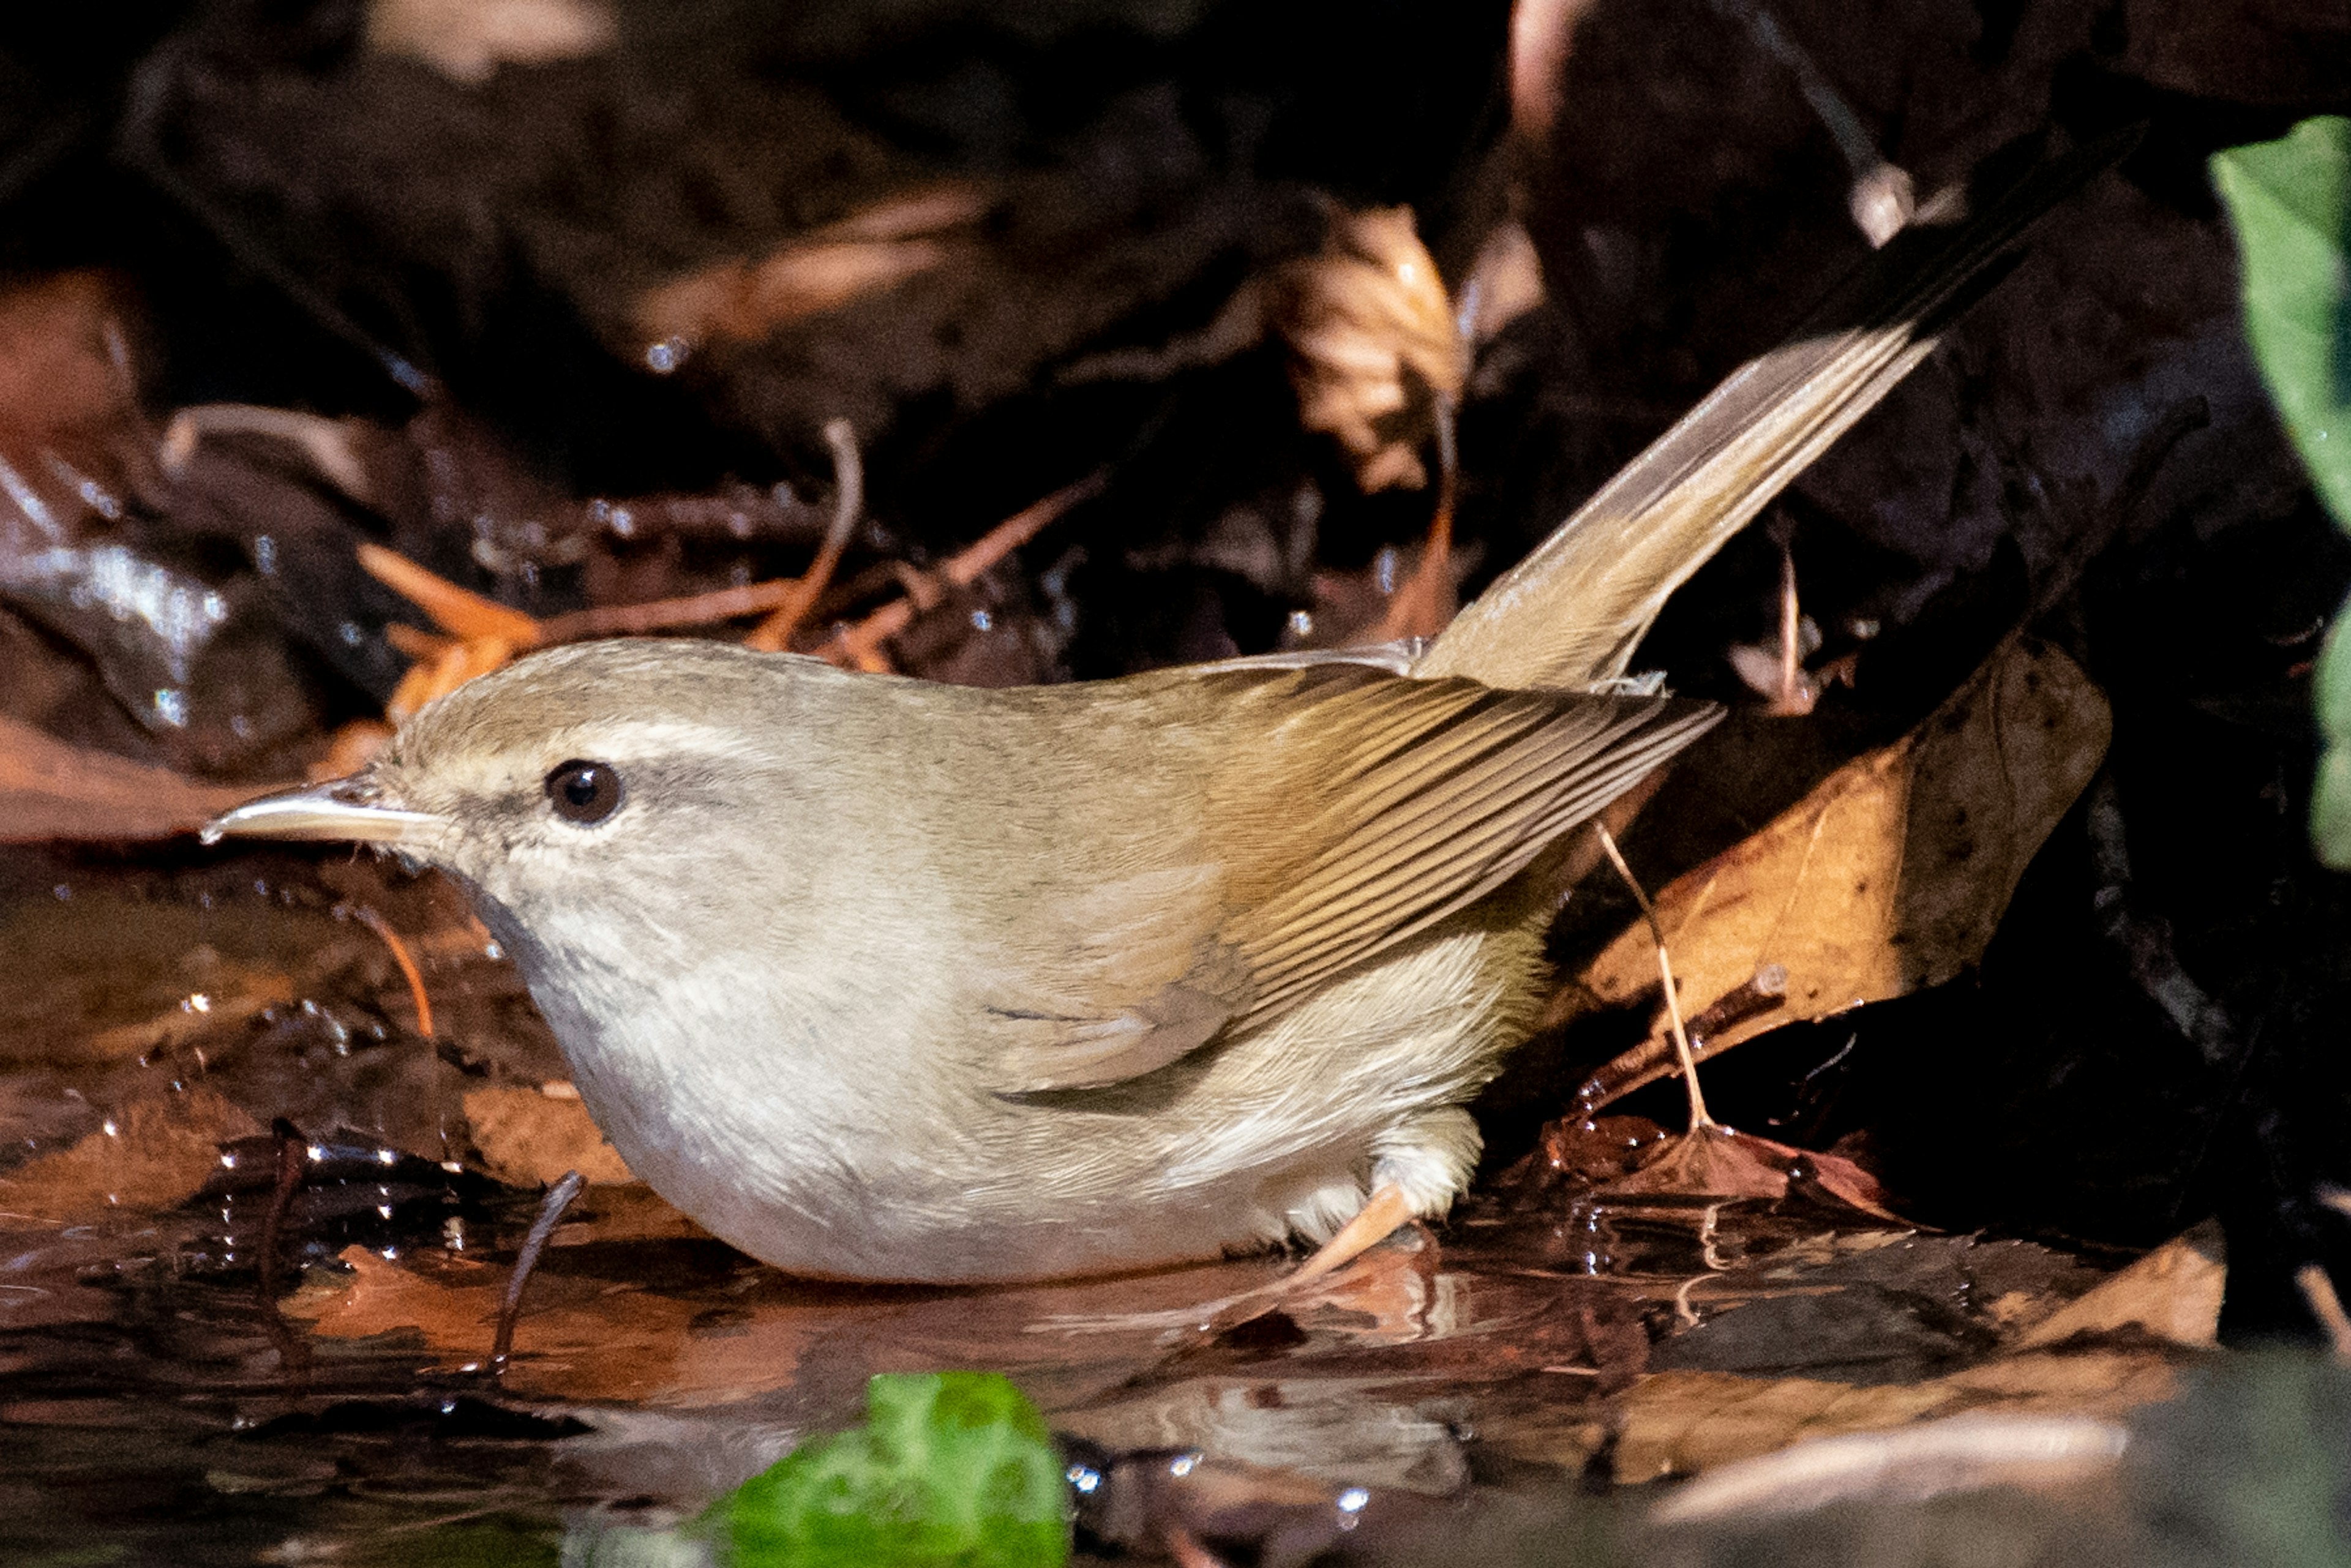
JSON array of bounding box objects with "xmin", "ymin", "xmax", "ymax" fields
[
  {"xmin": 1575, "ymin": 637, "xmax": 2111, "ymax": 1107},
  {"xmin": 2014, "ymin": 1220, "xmax": 2225, "ymax": 1349},
  {"xmin": 636, "ymin": 186, "xmax": 992, "ymax": 356},
  {"xmin": 463, "ymin": 1083, "xmax": 634, "ymax": 1187},
  {"xmin": 0, "ymin": 1088, "xmax": 260, "ymax": 1223},
  {"xmin": 1271, "ymin": 204, "xmax": 1464, "ymax": 492},
  {"xmin": 283, "ymin": 1244, "xmax": 817, "ymax": 1404},
  {"xmin": 1597, "ymin": 1123, "xmax": 1903, "ymax": 1220},
  {"xmin": 0, "ymin": 715, "xmax": 296, "ymax": 842}
]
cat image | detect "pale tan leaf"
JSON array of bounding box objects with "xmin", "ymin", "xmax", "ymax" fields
[{"xmin": 1577, "ymin": 638, "xmax": 2111, "ymax": 1107}]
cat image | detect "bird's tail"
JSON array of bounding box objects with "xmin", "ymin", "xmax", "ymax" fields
[{"xmin": 1416, "ymin": 132, "xmax": 2133, "ymax": 694}]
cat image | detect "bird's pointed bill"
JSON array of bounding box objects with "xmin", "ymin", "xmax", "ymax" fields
[{"xmin": 200, "ymin": 780, "xmax": 443, "ymax": 847}]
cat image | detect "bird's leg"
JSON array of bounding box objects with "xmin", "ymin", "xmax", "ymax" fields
[{"xmin": 1205, "ymin": 1183, "xmax": 1415, "ymax": 1332}]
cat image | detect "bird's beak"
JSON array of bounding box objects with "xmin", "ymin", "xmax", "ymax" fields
[{"xmin": 199, "ymin": 779, "xmax": 444, "ymax": 848}]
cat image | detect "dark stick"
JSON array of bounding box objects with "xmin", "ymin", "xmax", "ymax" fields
[{"xmin": 257, "ymin": 1117, "xmax": 312, "ymax": 1375}]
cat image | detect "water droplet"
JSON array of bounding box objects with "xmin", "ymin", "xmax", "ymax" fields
[
  {"xmin": 253, "ymin": 535, "xmax": 277, "ymax": 575},
  {"xmin": 645, "ymin": 338, "xmax": 689, "ymax": 373},
  {"xmin": 1065, "ymin": 1463, "xmax": 1101, "ymax": 1495},
  {"xmin": 152, "ymin": 688, "xmax": 188, "ymax": 727},
  {"xmin": 101, "ymin": 1120, "xmax": 118, "ymax": 1138},
  {"xmin": 970, "ymin": 609, "xmax": 993, "ymax": 631},
  {"xmin": 338, "ymin": 620, "xmax": 364, "ymax": 648},
  {"xmin": 1288, "ymin": 609, "xmax": 1314, "ymax": 637},
  {"xmin": 1375, "ymin": 547, "xmax": 1399, "ymax": 595}
]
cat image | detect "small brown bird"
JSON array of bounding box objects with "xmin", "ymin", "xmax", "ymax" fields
[{"xmin": 205, "ymin": 143, "xmax": 2112, "ymax": 1283}]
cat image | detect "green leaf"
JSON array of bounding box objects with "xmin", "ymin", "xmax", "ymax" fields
[
  {"xmin": 721, "ymin": 1372, "xmax": 1068, "ymax": 1568},
  {"xmin": 2212, "ymin": 116, "xmax": 2351, "ymax": 531}
]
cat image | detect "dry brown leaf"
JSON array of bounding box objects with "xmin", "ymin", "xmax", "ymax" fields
[
  {"xmin": 1597, "ymin": 1124, "xmax": 1903, "ymax": 1218},
  {"xmin": 1488, "ymin": 1225, "xmax": 2219, "ymax": 1482},
  {"xmin": 1272, "ymin": 205, "xmax": 1464, "ymax": 492},
  {"xmin": 1578, "ymin": 637, "xmax": 2111, "ymax": 1107},
  {"xmin": 463, "ymin": 1083, "xmax": 634, "ymax": 1188},
  {"xmin": 81, "ymin": 966, "xmax": 295, "ymax": 1060},
  {"xmin": 0, "ymin": 271, "xmax": 141, "ymax": 468},
  {"xmin": 0, "ymin": 715, "xmax": 297, "ymax": 842},
  {"xmin": 284, "ymin": 1244, "xmax": 816, "ymax": 1404},
  {"xmin": 0, "ymin": 1088, "xmax": 261, "ymax": 1223},
  {"xmin": 1498, "ymin": 1340, "xmax": 2192, "ymax": 1485},
  {"xmin": 2013, "ymin": 1220, "xmax": 2224, "ymax": 1349}
]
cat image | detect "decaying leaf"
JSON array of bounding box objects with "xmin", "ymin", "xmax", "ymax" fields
[
  {"xmin": 0, "ymin": 1088, "xmax": 261, "ymax": 1223},
  {"xmin": 1599, "ymin": 1123, "xmax": 1900, "ymax": 1217},
  {"xmin": 283, "ymin": 1242, "xmax": 817, "ymax": 1403},
  {"xmin": 0, "ymin": 715, "xmax": 296, "ymax": 842},
  {"xmin": 1493, "ymin": 1220, "xmax": 2228, "ymax": 1482},
  {"xmin": 1575, "ymin": 637, "xmax": 2112, "ymax": 1107},
  {"xmin": 2014, "ymin": 1220, "xmax": 2225, "ymax": 1350},
  {"xmin": 1271, "ymin": 205, "xmax": 1465, "ymax": 492},
  {"xmin": 463, "ymin": 1082, "xmax": 634, "ymax": 1188}
]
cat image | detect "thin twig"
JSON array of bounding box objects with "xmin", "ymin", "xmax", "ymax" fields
[
  {"xmin": 1777, "ymin": 535, "xmax": 1802, "ymax": 710},
  {"xmin": 1595, "ymin": 824, "xmax": 1714, "ymax": 1131},
  {"xmin": 746, "ymin": 418, "xmax": 861, "ymax": 652},
  {"xmin": 344, "ymin": 904, "xmax": 434, "ymax": 1039},
  {"xmin": 2297, "ymin": 1264, "xmax": 2351, "ymax": 1364},
  {"xmin": 257, "ymin": 1117, "xmax": 313, "ymax": 1375},
  {"xmin": 356, "ymin": 543, "xmax": 541, "ymax": 648},
  {"xmin": 1370, "ymin": 398, "xmax": 1458, "ymax": 643},
  {"xmin": 490, "ymin": 1169, "xmax": 586, "ymax": 1376},
  {"xmin": 536, "ymin": 576, "xmax": 812, "ymax": 642},
  {"xmin": 817, "ymin": 470, "xmax": 1107, "ymax": 670}
]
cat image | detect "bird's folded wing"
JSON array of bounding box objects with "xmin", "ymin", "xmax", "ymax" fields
[{"xmin": 984, "ymin": 667, "xmax": 1719, "ymax": 1093}]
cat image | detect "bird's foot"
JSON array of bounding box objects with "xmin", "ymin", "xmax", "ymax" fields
[{"xmin": 1204, "ymin": 1182, "xmax": 1417, "ymax": 1334}]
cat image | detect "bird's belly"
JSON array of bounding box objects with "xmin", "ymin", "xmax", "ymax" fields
[{"xmin": 539, "ymin": 917, "xmax": 1543, "ymax": 1283}]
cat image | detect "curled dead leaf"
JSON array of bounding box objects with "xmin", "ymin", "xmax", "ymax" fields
[
  {"xmin": 1575, "ymin": 637, "xmax": 2112, "ymax": 1108},
  {"xmin": 1271, "ymin": 205, "xmax": 1464, "ymax": 492}
]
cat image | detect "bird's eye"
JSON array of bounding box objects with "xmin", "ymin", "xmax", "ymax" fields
[{"xmin": 544, "ymin": 759, "xmax": 623, "ymax": 825}]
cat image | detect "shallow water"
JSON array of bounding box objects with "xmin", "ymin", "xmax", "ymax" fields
[{"xmin": 0, "ymin": 846, "xmax": 2133, "ymax": 1565}]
